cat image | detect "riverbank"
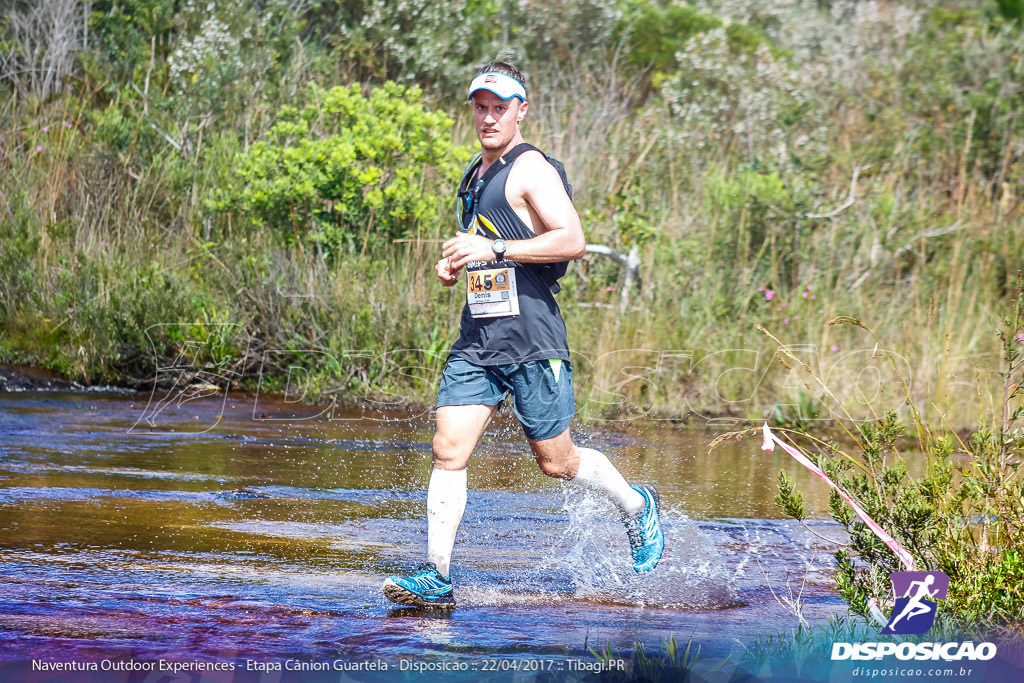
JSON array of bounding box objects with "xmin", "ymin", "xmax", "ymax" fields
[
  {"xmin": 0, "ymin": 364, "xmax": 83, "ymax": 392},
  {"xmin": 0, "ymin": 310, "xmax": 1009, "ymax": 440}
]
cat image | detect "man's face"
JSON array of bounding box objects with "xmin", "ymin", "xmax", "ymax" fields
[{"xmin": 471, "ymin": 90, "xmax": 527, "ymax": 152}]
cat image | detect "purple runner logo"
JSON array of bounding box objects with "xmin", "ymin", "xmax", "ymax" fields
[{"xmin": 881, "ymin": 571, "xmax": 949, "ymax": 635}]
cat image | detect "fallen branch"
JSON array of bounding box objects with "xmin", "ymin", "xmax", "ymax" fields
[
  {"xmin": 149, "ymin": 121, "xmax": 183, "ymax": 153},
  {"xmin": 806, "ymin": 164, "xmax": 869, "ymax": 219},
  {"xmin": 584, "ymin": 243, "xmax": 641, "ymax": 315}
]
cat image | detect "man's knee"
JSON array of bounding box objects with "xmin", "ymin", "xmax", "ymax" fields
[
  {"xmin": 530, "ymin": 433, "xmax": 579, "ymax": 479},
  {"xmin": 430, "ymin": 430, "xmax": 473, "ymax": 473},
  {"xmin": 535, "ymin": 454, "xmax": 574, "ymax": 479},
  {"xmin": 432, "ymin": 431, "xmax": 464, "ymax": 469}
]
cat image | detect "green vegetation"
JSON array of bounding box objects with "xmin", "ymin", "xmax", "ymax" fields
[
  {"xmin": 221, "ymin": 82, "xmax": 470, "ymax": 258},
  {"xmin": 590, "ymin": 633, "xmax": 716, "ymax": 681},
  {"xmin": 752, "ymin": 276, "xmax": 1024, "ymax": 637},
  {"xmin": 0, "ymin": 0, "xmax": 1021, "ymax": 426}
]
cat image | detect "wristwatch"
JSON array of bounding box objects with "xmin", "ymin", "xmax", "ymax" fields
[{"xmin": 491, "ymin": 238, "xmax": 507, "ymax": 260}]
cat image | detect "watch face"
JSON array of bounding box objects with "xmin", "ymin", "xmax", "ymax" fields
[{"xmin": 493, "ymin": 239, "xmax": 506, "ymax": 255}]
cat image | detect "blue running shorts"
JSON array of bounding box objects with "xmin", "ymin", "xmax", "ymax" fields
[{"xmin": 435, "ymin": 357, "xmax": 574, "ymax": 441}]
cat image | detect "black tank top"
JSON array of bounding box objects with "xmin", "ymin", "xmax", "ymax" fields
[{"xmin": 449, "ymin": 155, "xmax": 570, "ymax": 366}]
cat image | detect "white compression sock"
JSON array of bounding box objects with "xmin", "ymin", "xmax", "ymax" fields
[
  {"xmin": 426, "ymin": 467, "xmax": 467, "ymax": 578},
  {"xmin": 571, "ymin": 448, "xmax": 645, "ymax": 517}
]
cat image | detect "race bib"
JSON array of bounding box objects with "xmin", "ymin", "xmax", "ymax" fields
[{"xmin": 467, "ymin": 265, "xmax": 519, "ymax": 318}]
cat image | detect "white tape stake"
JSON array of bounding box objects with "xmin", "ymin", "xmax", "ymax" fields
[
  {"xmin": 867, "ymin": 597, "xmax": 896, "ymax": 632},
  {"xmin": 761, "ymin": 423, "xmax": 915, "ymax": 571}
]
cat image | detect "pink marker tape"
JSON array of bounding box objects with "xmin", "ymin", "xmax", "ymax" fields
[{"xmin": 761, "ymin": 423, "xmax": 914, "ymax": 571}]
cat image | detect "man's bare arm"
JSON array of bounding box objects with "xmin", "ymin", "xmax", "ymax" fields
[
  {"xmin": 506, "ymin": 152, "xmax": 585, "ymax": 263},
  {"xmin": 442, "ymin": 153, "xmax": 584, "ymax": 271}
]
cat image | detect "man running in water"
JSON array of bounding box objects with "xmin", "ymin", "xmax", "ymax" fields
[{"xmin": 383, "ymin": 60, "xmax": 664, "ymax": 608}]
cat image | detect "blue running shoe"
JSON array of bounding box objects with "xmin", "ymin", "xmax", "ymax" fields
[
  {"xmin": 624, "ymin": 485, "xmax": 664, "ymax": 573},
  {"xmin": 383, "ymin": 562, "xmax": 455, "ymax": 608}
]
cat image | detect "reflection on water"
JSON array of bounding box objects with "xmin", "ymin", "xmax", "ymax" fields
[{"xmin": 0, "ymin": 385, "xmax": 846, "ymax": 670}]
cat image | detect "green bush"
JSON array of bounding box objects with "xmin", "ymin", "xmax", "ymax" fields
[
  {"xmin": 222, "ymin": 82, "xmax": 470, "ymax": 258},
  {"xmin": 619, "ymin": 2, "xmax": 769, "ymax": 77}
]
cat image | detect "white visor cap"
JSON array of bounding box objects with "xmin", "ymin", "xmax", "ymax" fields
[{"xmin": 467, "ymin": 72, "xmax": 527, "ymax": 102}]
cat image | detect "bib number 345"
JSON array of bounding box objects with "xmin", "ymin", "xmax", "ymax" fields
[{"xmin": 467, "ymin": 266, "xmax": 519, "ymax": 318}]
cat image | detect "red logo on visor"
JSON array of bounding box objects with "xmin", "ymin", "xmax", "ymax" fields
[{"xmin": 484, "ymin": 75, "xmax": 497, "ymax": 83}]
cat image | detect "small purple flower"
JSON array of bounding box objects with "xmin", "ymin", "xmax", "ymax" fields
[
  {"xmin": 781, "ymin": 302, "xmax": 788, "ymax": 308},
  {"xmin": 765, "ymin": 289, "xmax": 775, "ymax": 301},
  {"xmin": 1016, "ymin": 333, "xmax": 1024, "ymax": 344},
  {"xmin": 783, "ymin": 317, "xmax": 790, "ymax": 324},
  {"xmin": 42, "ymin": 126, "xmax": 49, "ymax": 133},
  {"xmin": 35, "ymin": 145, "xmax": 42, "ymax": 152},
  {"xmin": 758, "ymin": 285, "xmax": 765, "ymax": 292},
  {"xmin": 802, "ymin": 292, "xmax": 809, "ymax": 298},
  {"xmin": 830, "ymin": 344, "xmax": 839, "ymax": 352}
]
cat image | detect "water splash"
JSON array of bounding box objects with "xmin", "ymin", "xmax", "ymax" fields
[{"xmin": 536, "ymin": 486, "xmax": 743, "ymax": 609}]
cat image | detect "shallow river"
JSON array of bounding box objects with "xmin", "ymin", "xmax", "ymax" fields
[{"xmin": 0, "ymin": 378, "xmax": 852, "ymax": 679}]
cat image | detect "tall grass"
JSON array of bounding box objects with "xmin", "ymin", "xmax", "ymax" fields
[{"xmin": 549, "ymin": 98, "xmax": 1017, "ymax": 427}]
